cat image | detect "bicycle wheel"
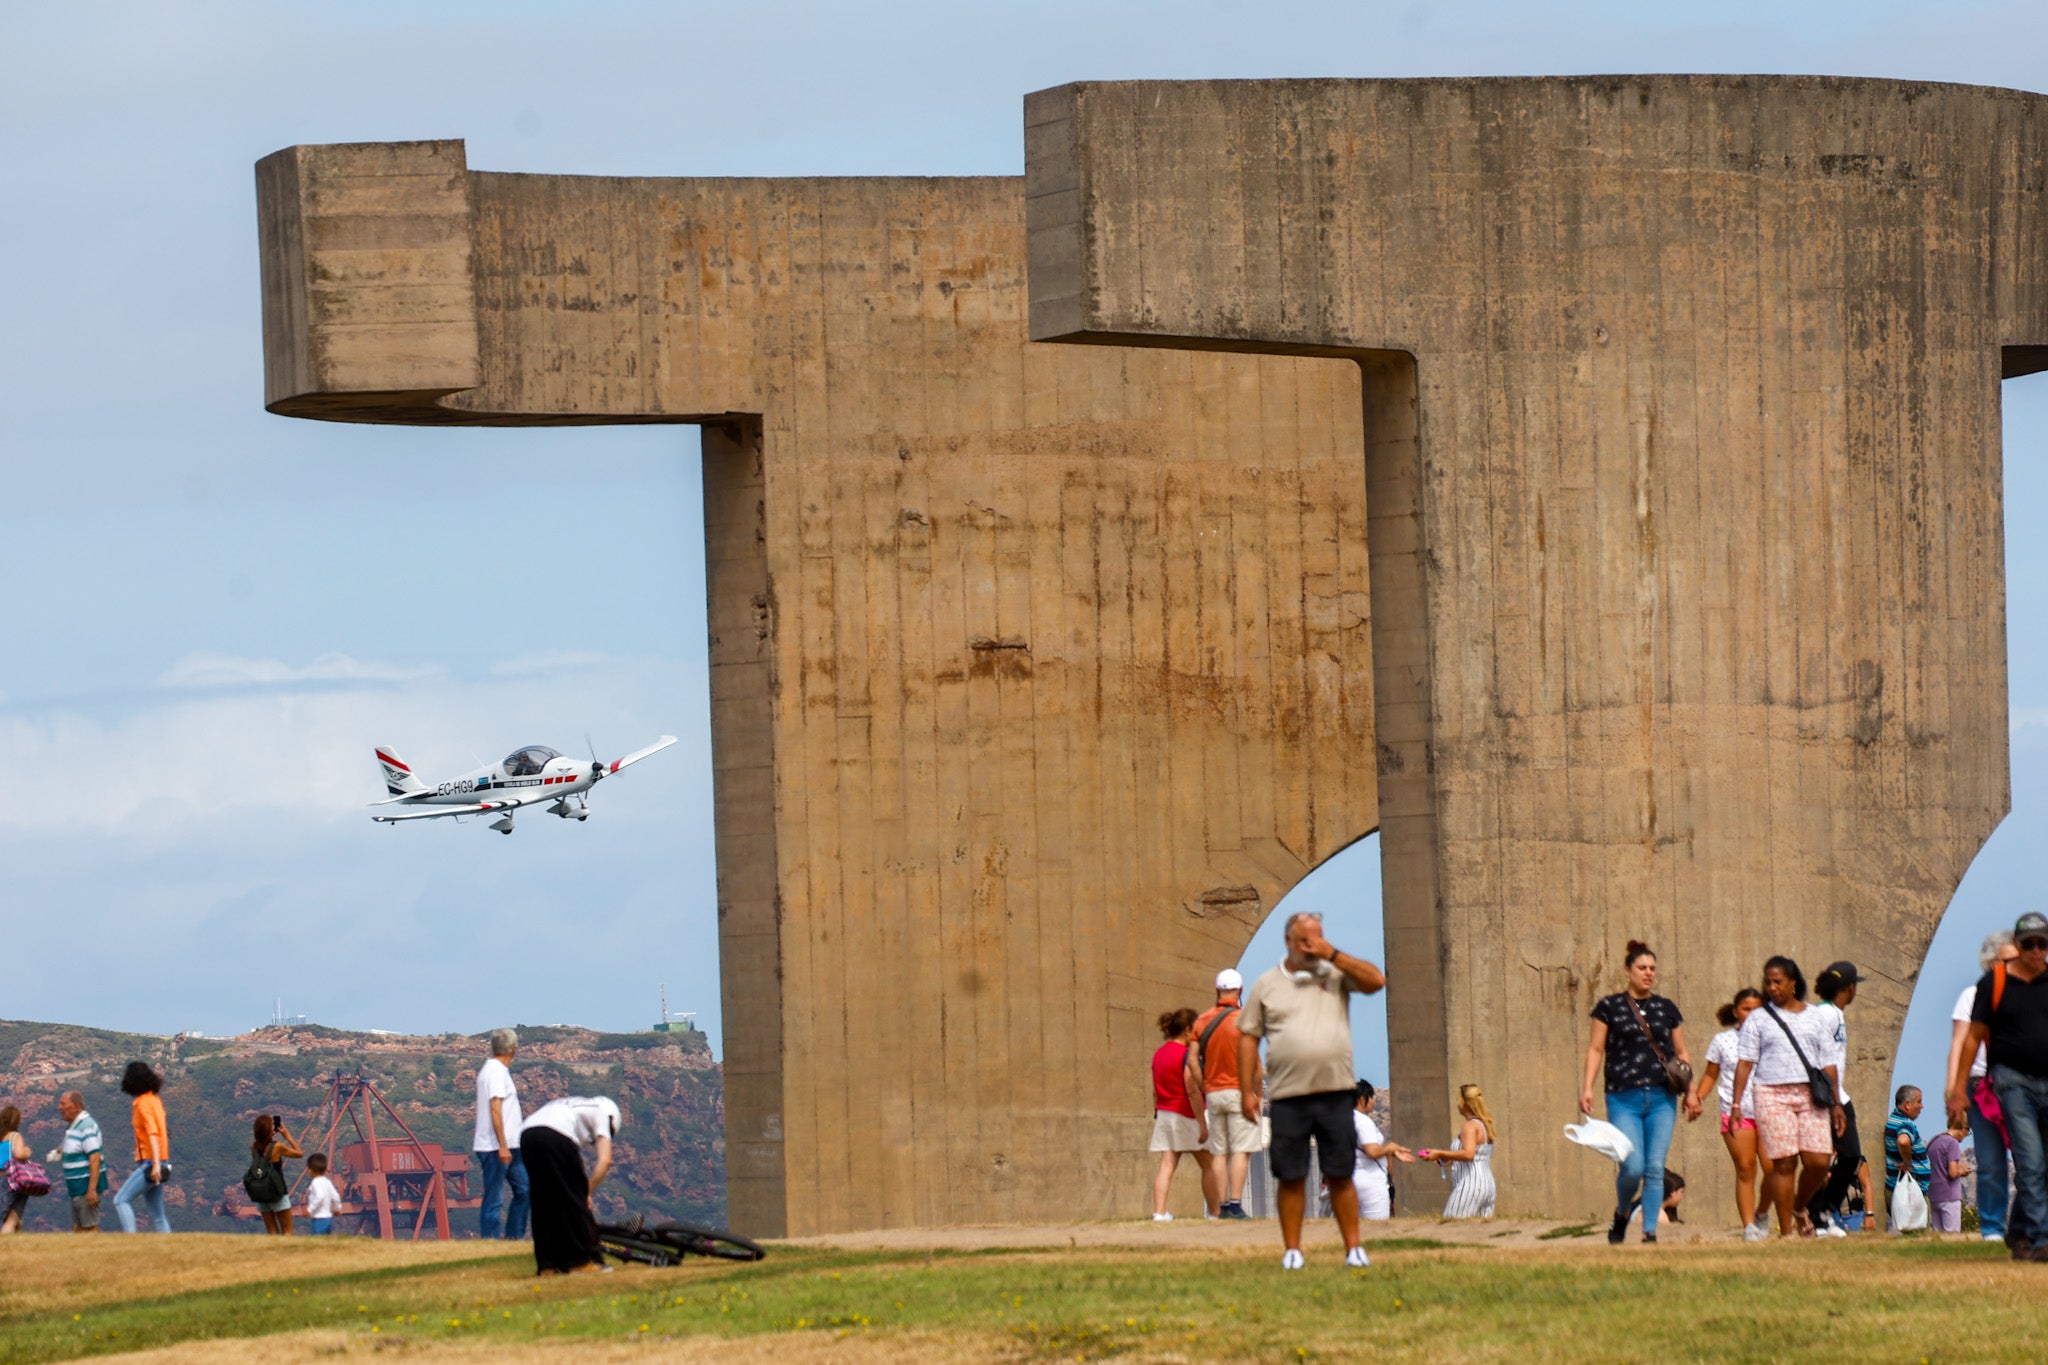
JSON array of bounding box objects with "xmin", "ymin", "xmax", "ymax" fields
[{"xmin": 651, "ymin": 1222, "xmax": 767, "ymax": 1262}]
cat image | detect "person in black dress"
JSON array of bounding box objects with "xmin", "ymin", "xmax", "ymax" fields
[{"xmin": 520, "ymin": 1095, "xmax": 620, "ymax": 1274}]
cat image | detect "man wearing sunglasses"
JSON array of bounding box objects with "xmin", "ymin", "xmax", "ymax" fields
[{"xmin": 1950, "ymin": 912, "xmax": 2048, "ymax": 1261}]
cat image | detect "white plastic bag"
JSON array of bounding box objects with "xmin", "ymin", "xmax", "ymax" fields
[
  {"xmin": 1890, "ymin": 1177, "xmax": 1930, "ymax": 1232},
  {"xmin": 1563, "ymin": 1116, "xmax": 1634, "ymax": 1165}
]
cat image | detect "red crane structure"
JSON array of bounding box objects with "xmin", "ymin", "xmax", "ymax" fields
[{"xmin": 232, "ymin": 1071, "xmax": 479, "ymax": 1239}]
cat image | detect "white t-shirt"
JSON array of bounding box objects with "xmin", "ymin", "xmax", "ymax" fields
[
  {"xmin": 1352, "ymin": 1111, "xmax": 1391, "ymax": 1198},
  {"xmin": 306, "ymin": 1174, "xmax": 342, "ymax": 1219},
  {"xmin": 523, "ymin": 1097, "xmax": 614, "ymax": 1148},
  {"xmin": 1737, "ymin": 1001, "xmax": 1842, "ymax": 1087},
  {"xmin": 1809, "ymin": 1002, "xmax": 1851, "ymax": 1105},
  {"xmin": 1705, "ymin": 1029, "xmax": 1744, "ymax": 1115},
  {"xmin": 473, "ymin": 1056, "xmax": 523, "ymax": 1152},
  {"xmin": 1955, "ymin": 985, "xmax": 1990, "ymax": 1078}
]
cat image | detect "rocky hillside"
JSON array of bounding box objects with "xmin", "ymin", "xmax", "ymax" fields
[{"xmin": 0, "ymin": 1019, "xmax": 724, "ymax": 1235}]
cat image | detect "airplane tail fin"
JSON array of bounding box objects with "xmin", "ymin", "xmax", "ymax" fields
[{"xmin": 375, "ymin": 746, "xmax": 426, "ymax": 797}]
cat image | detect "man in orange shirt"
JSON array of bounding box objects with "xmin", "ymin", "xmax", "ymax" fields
[{"xmin": 1195, "ymin": 969, "xmax": 1263, "ymax": 1219}]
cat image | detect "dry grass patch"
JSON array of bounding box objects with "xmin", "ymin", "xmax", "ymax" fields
[
  {"xmin": 0, "ymin": 1235, "xmax": 523, "ymax": 1317},
  {"xmin": 94, "ymin": 1325, "xmax": 1012, "ymax": 1363}
]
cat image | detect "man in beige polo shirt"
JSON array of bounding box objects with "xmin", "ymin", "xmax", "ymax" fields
[{"xmin": 1239, "ymin": 911, "xmax": 1386, "ymax": 1270}]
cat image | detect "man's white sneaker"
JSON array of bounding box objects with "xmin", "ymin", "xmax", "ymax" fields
[
  {"xmin": 1815, "ymin": 1221, "xmax": 1847, "ymax": 1239},
  {"xmin": 1742, "ymin": 1223, "xmax": 1769, "ymax": 1243},
  {"xmin": 1281, "ymin": 1249, "xmax": 1305, "ymax": 1270},
  {"xmin": 1152, "ymin": 1212, "xmax": 1173, "ymax": 1222},
  {"xmin": 1344, "ymin": 1246, "xmax": 1370, "ymax": 1269}
]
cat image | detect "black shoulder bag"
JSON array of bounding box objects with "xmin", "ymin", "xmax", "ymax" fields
[
  {"xmin": 1762, "ymin": 1002, "xmax": 1838, "ymax": 1109},
  {"xmin": 1624, "ymin": 995, "xmax": 1693, "ymax": 1095}
]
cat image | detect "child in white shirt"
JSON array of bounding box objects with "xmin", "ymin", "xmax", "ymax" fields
[{"xmin": 305, "ymin": 1152, "xmax": 341, "ymax": 1235}]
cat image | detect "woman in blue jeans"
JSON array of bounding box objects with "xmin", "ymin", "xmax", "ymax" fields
[{"xmin": 1581, "ymin": 939, "xmax": 1701, "ymax": 1243}]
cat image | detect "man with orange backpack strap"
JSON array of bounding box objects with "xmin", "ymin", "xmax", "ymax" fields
[
  {"xmin": 1194, "ymin": 969, "xmax": 1262, "ymax": 1219},
  {"xmin": 1949, "ymin": 912, "xmax": 2048, "ymax": 1262}
]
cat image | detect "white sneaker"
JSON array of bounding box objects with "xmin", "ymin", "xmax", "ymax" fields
[
  {"xmin": 1344, "ymin": 1246, "xmax": 1370, "ymax": 1269},
  {"xmin": 1984, "ymin": 1232, "xmax": 2005, "ymax": 1242},
  {"xmin": 1152, "ymin": 1212, "xmax": 1173, "ymax": 1222},
  {"xmin": 1816, "ymin": 1221, "xmax": 1847, "ymax": 1239},
  {"xmin": 1281, "ymin": 1248, "xmax": 1305, "ymax": 1270},
  {"xmin": 1743, "ymin": 1223, "xmax": 1769, "ymax": 1243}
]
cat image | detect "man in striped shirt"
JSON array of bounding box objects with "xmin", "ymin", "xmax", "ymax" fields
[
  {"xmin": 1884, "ymin": 1086, "xmax": 1932, "ymax": 1218},
  {"xmin": 53, "ymin": 1092, "xmax": 102, "ymax": 1232}
]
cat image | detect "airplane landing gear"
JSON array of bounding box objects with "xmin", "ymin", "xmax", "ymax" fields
[{"xmin": 490, "ymin": 814, "xmax": 515, "ymax": 834}]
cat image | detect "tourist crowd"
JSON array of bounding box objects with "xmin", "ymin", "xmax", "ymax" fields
[{"xmin": 1144, "ymin": 912, "xmax": 2043, "ymax": 1266}]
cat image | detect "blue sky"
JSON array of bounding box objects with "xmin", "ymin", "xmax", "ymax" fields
[{"xmin": 4, "ymin": 2, "xmax": 2047, "ymax": 1116}]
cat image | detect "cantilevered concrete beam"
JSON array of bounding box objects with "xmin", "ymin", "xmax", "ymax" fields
[{"xmin": 258, "ymin": 140, "xmax": 1375, "ymax": 1234}]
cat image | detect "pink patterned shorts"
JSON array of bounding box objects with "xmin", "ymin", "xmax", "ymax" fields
[{"xmin": 1753, "ymin": 1081, "xmax": 1830, "ymax": 1159}]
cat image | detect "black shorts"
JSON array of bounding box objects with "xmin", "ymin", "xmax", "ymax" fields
[{"xmin": 1268, "ymin": 1090, "xmax": 1357, "ymax": 1183}]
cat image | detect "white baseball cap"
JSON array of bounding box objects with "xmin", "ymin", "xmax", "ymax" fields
[{"xmin": 1215, "ymin": 968, "xmax": 1244, "ymax": 992}]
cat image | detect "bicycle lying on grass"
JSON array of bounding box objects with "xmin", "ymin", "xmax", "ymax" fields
[{"xmin": 596, "ymin": 1215, "xmax": 767, "ymax": 1265}]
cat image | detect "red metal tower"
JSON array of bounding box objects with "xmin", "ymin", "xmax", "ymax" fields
[{"xmin": 233, "ymin": 1071, "xmax": 479, "ymax": 1239}]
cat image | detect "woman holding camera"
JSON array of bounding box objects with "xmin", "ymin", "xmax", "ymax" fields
[{"xmin": 250, "ymin": 1114, "xmax": 304, "ymax": 1235}]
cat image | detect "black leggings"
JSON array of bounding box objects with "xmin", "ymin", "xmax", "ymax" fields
[
  {"xmin": 1810, "ymin": 1100, "xmax": 1863, "ymax": 1220},
  {"xmin": 522, "ymin": 1127, "xmax": 603, "ymax": 1273}
]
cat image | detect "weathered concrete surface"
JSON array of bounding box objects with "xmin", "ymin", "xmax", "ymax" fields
[
  {"xmin": 1027, "ymin": 75, "xmax": 2046, "ymax": 1218},
  {"xmin": 257, "ymin": 142, "xmax": 1374, "ymax": 1235}
]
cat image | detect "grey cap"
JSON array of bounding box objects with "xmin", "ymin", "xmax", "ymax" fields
[{"xmin": 2016, "ymin": 912, "xmax": 2048, "ymax": 941}]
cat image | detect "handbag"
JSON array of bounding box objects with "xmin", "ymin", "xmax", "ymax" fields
[
  {"xmin": 1972, "ymin": 1075, "xmax": 2009, "ymax": 1144},
  {"xmin": 1762, "ymin": 1002, "xmax": 1839, "ymax": 1109},
  {"xmin": 6, "ymin": 1158, "xmax": 52, "ymax": 1197},
  {"xmin": 1625, "ymin": 995, "xmax": 1694, "ymax": 1095}
]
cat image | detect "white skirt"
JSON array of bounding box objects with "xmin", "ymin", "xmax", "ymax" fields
[{"xmin": 1354, "ymin": 1172, "xmax": 1391, "ymax": 1220}]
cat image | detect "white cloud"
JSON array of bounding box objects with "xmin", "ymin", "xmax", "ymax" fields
[
  {"xmin": 155, "ymin": 651, "xmax": 444, "ymax": 689},
  {"xmin": 490, "ymin": 651, "xmax": 609, "ymax": 677}
]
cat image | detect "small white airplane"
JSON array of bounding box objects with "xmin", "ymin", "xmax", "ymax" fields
[{"xmin": 370, "ymin": 737, "xmax": 678, "ymax": 834}]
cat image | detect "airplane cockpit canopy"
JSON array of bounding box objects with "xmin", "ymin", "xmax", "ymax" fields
[{"xmin": 503, "ymin": 746, "xmax": 561, "ymax": 777}]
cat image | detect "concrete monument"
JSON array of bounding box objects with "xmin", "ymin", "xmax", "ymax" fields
[{"xmin": 1027, "ymin": 74, "xmax": 2044, "ymax": 1216}]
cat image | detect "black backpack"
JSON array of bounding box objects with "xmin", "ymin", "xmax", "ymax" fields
[{"xmin": 243, "ymin": 1151, "xmax": 287, "ymax": 1205}]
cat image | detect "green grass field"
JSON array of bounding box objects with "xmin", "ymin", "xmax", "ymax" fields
[{"xmin": 2, "ymin": 1229, "xmax": 2038, "ymax": 1362}]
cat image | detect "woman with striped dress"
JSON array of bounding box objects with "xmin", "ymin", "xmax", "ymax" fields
[{"xmin": 1420, "ymin": 1084, "xmax": 1497, "ymax": 1219}]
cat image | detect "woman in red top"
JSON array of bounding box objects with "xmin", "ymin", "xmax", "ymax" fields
[{"xmin": 1150, "ymin": 1009, "xmax": 1212, "ymax": 1220}]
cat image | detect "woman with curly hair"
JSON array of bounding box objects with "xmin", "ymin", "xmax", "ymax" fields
[
  {"xmin": 1148, "ymin": 1008, "xmax": 1211, "ymax": 1220},
  {"xmin": 113, "ymin": 1061, "xmax": 172, "ymax": 1233}
]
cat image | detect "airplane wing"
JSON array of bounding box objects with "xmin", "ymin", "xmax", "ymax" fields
[
  {"xmin": 605, "ymin": 735, "xmax": 679, "ymax": 774},
  {"xmin": 371, "ymin": 792, "xmax": 554, "ymax": 823},
  {"xmin": 373, "ymin": 803, "xmax": 496, "ymax": 823}
]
